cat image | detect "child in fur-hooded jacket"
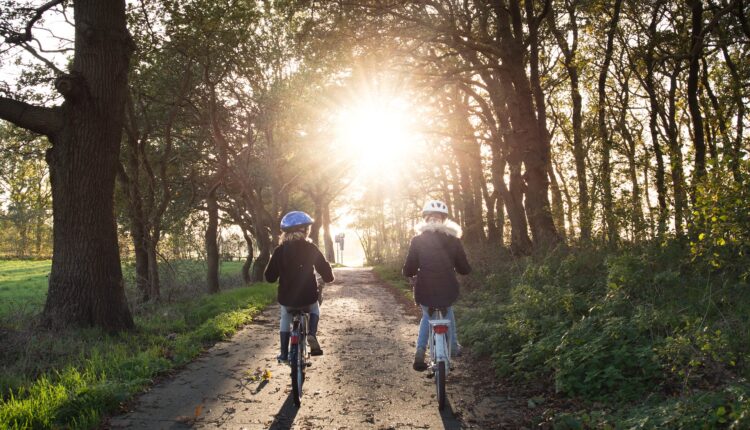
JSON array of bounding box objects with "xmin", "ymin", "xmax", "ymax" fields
[
  {"xmin": 403, "ymin": 200, "xmax": 471, "ymax": 371},
  {"xmin": 402, "ymin": 218, "xmax": 471, "ymax": 307}
]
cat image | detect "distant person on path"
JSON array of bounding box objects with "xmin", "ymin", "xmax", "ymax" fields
[
  {"xmin": 403, "ymin": 200, "xmax": 471, "ymax": 371},
  {"xmin": 265, "ymin": 211, "xmax": 335, "ymax": 362}
]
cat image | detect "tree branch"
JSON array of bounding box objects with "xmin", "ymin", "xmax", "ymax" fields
[
  {"xmin": 5, "ymin": 0, "xmax": 66, "ymax": 44},
  {"xmin": 0, "ymin": 97, "xmax": 62, "ymax": 137}
]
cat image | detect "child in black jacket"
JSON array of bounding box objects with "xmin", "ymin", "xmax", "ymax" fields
[
  {"xmin": 403, "ymin": 200, "xmax": 471, "ymax": 371},
  {"xmin": 265, "ymin": 211, "xmax": 334, "ymax": 361}
]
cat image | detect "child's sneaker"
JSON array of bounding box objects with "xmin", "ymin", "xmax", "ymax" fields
[
  {"xmin": 413, "ymin": 347, "xmax": 427, "ymax": 371},
  {"xmin": 308, "ymin": 335, "xmax": 323, "ymax": 356},
  {"xmin": 277, "ymin": 353, "xmax": 288, "ymax": 363}
]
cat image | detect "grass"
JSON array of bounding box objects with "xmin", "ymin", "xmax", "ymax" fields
[
  {"xmin": 0, "ymin": 259, "xmax": 247, "ymax": 319},
  {"xmin": 372, "ymin": 265, "xmax": 413, "ymax": 301},
  {"xmin": 0, "ymin": 259, "xmax": 276, "ymax": 429},
  {"xmin": 0, "ymin": 260, "xmax": 51, "ymax": 316}
]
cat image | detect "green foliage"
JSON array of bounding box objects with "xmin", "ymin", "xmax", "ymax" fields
[
  {"xmin": 0, "ymin": 282, "xmax": 276, "ymax": 429},
  {"xmin": 691, "ymin": 160, "xmax": 750, "ymax": 277},
  {"xmin": 456, "ymin": 242, "xmax": 750, "ymax": 427},
  {"xmin": 372, "ymin": 264, "xmax": 413, "ymax": 300}
]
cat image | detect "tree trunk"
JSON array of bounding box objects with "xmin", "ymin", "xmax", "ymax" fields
[
  {"xmin": 131, "ymin": 218, "xmax": 150, "ymax": 302},
  {"xmin": 526, "ymin": 0, "xmax": 565, "ymax": 243},
  {"xmin": 665, "ymin": 67, "xmax": 687, "ymax": 236},
  {"xmin": 548, "ymin": 159, "xmax": 566, "ymax": 240},
  {"xmin": 687, "ymin": 0, "xmax": 707, "ymax": 189},
  {"xmin": 643, "ymin": 10, "xmax": 669, "ymax": 235},
  {"xmin": 548, "ymin": 4, "xmax": 590, "ymax": 241},
  {"xmin": 241, "ymin": 229, "xmax": 253, "ymax": 284},
  {"xmin": 322, "ymin": 203, "xmax": 335, "ymax": 262},
  {"xmin": 598, "ymin": 0, "xmax": 623, "ymax": 244},
  {"xmin": 205, "ymin": 190, "xmax": 220, "ymax": 293},
  {"xmin": 146, "ymin": 235, "xmax": 160, "ymax": 301},
  {"xmin": 35, "ymin": 1, "xmax": 134, "ymax": 330},
  {"xmin": 251, "ymin": 223, "xmax": 272, "ymax": 282}
]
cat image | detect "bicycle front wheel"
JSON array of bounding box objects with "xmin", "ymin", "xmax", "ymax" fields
[{"xmin": 436, "ymin": 361, "xmax": 446, "ymax": 410}]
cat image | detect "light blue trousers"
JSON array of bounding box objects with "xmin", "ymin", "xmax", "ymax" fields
[
  {"xmin": 280, "ymin": 302, "xmax": 320, "ymax": 332},
  {"xmin": 416, "ymin": 305, "xmax": 458, "ymax": 350}
]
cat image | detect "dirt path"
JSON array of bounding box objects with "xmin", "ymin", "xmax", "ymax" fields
[{"xmin": 108, "ymin": 268, "xmax": 523, "ymax": 429}]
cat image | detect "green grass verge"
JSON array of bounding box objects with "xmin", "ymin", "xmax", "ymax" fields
[
  {"xmin": 0, "ymin": 260, "xmax": 50, "ymax": 315},
  {"xmin": 0, "ymin": 282, "xmax": 276, "ymax": 429},
  {"xmin": 372, "ymin": 264, "xmax": 413, "ymax": 301}
]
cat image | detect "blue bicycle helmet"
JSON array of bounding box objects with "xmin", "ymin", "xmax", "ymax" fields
[{"xmin": 280, "ymin": 211, "xmax": 314, "ymax": 231}]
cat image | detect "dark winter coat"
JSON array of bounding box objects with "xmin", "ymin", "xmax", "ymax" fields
[
  {"xmin": 402, "ymin": 220, "xmax": 471, "ymax": 307},
  {"xmin": 264, "ymin": 239, "xmax": 335, "ymax": 307}
]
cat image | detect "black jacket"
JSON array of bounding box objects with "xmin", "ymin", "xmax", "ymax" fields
[
  {"xmin": 402, "ymin": 221, "xmax": 471, "ymax": 307},
  {"xmin": 264, "ymin": 239, "xmax": 334, "ymax": 307}
]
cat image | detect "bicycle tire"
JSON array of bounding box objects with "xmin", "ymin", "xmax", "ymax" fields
[
  {"xmin": 436, "ymin": 361, "xmax": 446, "ymax": 410},
  {"xmin": 290, "ymin": 343, "xmax": 304, "ymax": 406}
]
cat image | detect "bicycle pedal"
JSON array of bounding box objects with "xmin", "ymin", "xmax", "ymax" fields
[{"xmin": 426, "ymin": 371, "xmax": 435, "ymax": 379}]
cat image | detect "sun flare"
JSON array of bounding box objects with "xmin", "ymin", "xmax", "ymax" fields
[{"xmin": 335, "ymin": 97, "xmax": 420, "ymax": 178}]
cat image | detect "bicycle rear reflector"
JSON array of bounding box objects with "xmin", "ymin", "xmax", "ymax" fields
[
  {"xmin": 434, "ymin": 325, "xmax": 449, "ymax": 334},
  {"xmin": 291, "ymin": 335, "xmax": 299, "ymax": 344}
]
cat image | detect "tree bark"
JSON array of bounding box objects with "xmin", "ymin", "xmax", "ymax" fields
[
  {"xmin": 241, "ymin": 228, "xmax": 253, "ymax": 284},
  {"xmin": 642, "ymin": 8, "xmax": 669, "ymax": 235},
  {"xmin": 25, "ymin": 0, "xmax": 134, "ymax": 330},
  {"xmin": 548, "ymin": 3, "xmax": 590, "ymax": 241},
  {"xmin": 322, "ymin": 203, "xmax": 335, "ymax": 262},
  {"xmin": 687, "ymin": 0, "xmax": 707, "ymax": 189},
  {"xmin": 205, "ymin": 189, "xmax": 220, "ymax": 293},
  {"xmin": 251, "ymin": 223, "xmax": 272, "ymax": 283},
  {"xmin": 597, "ymin": 0, "xmax": 623, "ymax": 244},
  {"xmin": 146, "ymin": 236, "xmax": 161, "ymax": 301},
  {"xmin": 665, "ymin": 66, "xmax": 687, "ymax": 236}
]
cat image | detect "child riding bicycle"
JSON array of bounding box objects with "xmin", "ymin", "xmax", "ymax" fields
[
  {"xmin": 265, "ymin": 211, "xmax": 335, "ymax": 362},
  {"xmin": 402, "ymin": 200, "xmax": 471, "ymax": 371}
]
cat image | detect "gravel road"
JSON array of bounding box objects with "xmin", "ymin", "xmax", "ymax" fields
[{"xmin": 107, "ymin": 268, "xmax": 522, "ymax": 429}]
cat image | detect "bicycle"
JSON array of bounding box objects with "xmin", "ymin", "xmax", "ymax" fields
[
  {"xmin": 426, "ymin": 306, "xmax": 452, "ymax": 410},
  {"xmin": 287, "ymin": 307, "xmax": 310, "ymax": 406}
]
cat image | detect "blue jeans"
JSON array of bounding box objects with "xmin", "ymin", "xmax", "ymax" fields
[
  {"xmin": 416, "ymin": 305, "xmax": 458, "ymax": 350},
  {"xmin": 280, "ymin": 302, "xmax": 320, "ymax": 332}
]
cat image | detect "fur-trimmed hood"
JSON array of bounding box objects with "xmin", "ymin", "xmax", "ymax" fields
[{"xmin": 415, "ymin": 219, "xmax": 462, "ymax": 238}]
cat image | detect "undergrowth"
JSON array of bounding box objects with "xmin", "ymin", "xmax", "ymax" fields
[
  {"xmin": 0, "ymin": 282, "xmax": 276, "ymax": 429},
  {"xmin": 375, "ymin": 239, "xmax": 750, "ymax": 428},
  {"xmin": 457, "ymin": 241, "xmax": 750, "ymax": 428}
]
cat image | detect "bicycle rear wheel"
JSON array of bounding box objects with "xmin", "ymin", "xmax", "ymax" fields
[
  {"xmin": 436, "ymin": 361, "xmax": 446, "ymax": 410},
  {"xmin": 290, "ymin": 343, "xmax": 305, "ymax": 406}
]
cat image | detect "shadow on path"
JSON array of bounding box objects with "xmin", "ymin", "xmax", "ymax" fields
[{"xmin": 268, "ymin": 394, "xmax": 300, "ymax": 429}]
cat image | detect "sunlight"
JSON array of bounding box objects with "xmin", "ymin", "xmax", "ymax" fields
[{"xmin": 335, "ymin": 96, "xmax": 420, "ymax": 178}]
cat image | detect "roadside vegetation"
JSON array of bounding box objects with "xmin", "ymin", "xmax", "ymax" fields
[
  {"xmin": 377, "ymin": 240, "xmax": 750, "ymax": 428},
  {"xmin": 0, "ymin": 261, "xmax": 275, "ymax": 429}
]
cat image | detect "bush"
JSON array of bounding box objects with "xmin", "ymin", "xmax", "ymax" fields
[{"xmin": 456, "ymin": 240, "xmax": 750, "ymax": 426}]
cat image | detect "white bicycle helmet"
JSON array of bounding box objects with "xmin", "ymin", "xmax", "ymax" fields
[{"xmin": 422, "ymin": 199, "xmax": 449, "ymax": 216}]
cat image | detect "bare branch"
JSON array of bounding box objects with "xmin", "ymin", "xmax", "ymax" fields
[
  {"xmin": 19, "ymin": 41, "xmax": 64, "ymax": 74},
  {"xmin": 5, "ymin": 0, "xmax": 66, "ymax": 45}
]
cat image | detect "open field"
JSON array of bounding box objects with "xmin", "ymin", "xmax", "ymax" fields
[
  {"xmin": 0, "ymin": 258, "xmax": 275, "ymax": 429},
  {"xmin": 0, "ymin": 259, "xmax": 247, "ymax": 319}
]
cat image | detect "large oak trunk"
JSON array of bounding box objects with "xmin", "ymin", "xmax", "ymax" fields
[{"xmin": 42, "ymin": 0, "xmax": 134, "ymax": 331}]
